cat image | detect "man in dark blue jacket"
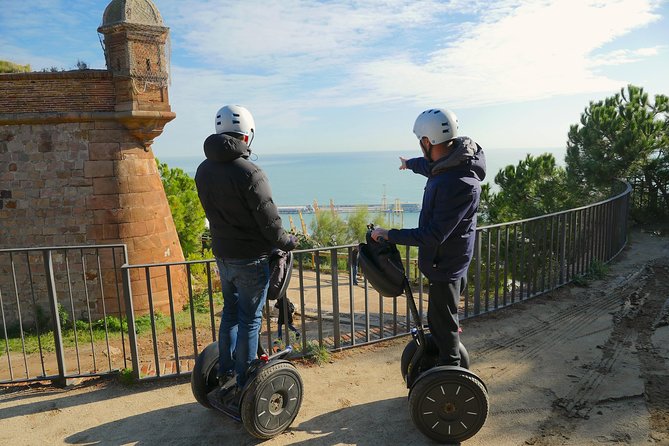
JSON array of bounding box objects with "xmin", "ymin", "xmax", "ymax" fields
[
  {"xmin": 372, "ymin": 108, "xmax": 486, "ymax": 367},
  {"xmin": 195, "ymin": 105, "xmax": 296, "ymax": 407}
]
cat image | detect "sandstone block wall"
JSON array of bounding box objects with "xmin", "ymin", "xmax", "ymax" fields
[{"xmin": 0, "ymin": 70, "xmax": 187, "ymax": 328}]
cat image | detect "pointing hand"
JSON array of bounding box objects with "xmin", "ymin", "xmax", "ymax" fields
[{"xmin": 399, "ymin": 157, "xmax": 408, "ymax": 170}]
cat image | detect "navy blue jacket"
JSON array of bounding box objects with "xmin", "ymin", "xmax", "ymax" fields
[{"xmin": 388, "ymin": 137, "xmax": 486, "ymax": 282}]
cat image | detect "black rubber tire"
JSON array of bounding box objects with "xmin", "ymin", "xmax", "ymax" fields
[
  {"xmin": 400, "ymin": 336, "xmax": 470, "ymax": 381},
  {"xmin": 241, "ymin": 362, "xmax": 303, "ymax": 440},
  {"xmin": 190, "ymin": 342, "xmax": 220, "ymax": 408},
  {"xmin": 409, "ymin": 369, "xmax": 489, "ymax": 444}
]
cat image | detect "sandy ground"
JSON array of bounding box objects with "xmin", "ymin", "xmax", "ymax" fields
[{"xmin": 1, "ymin": 229, "xmax": 668, "ymax": 446}]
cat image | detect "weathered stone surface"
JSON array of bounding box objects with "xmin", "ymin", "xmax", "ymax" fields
[{"xmin": 0, "ymin": 0, "xmax": 184, "ymax": 326}]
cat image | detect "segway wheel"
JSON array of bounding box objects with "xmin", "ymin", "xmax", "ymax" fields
[
  {"xmin": 191, "ymin": 342, "xmax": 220, "ymax": 408},
  {"xmin": 241, "ymin": 361, "xmax": 303, "ymax": 439},
  {"xmin": 409, "ymin": 369, "xmax": 488, "ymax": 444},
  {"xmin": 400, "ymin": 336, "xmax": 470, "ymax": 382}
]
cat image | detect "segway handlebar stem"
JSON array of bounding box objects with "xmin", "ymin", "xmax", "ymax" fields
[{"xmin": 268, "ymin": 345, "xmax": 293, "ymax": 361}]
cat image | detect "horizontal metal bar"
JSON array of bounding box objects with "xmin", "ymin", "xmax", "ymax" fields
[
  {"xmin": 0, "ymin": 244, "xmax": 126, "ymax": 254},
  {"xmin": 479, "ymin": 181, "xmax": 632, "ymax": 230}
]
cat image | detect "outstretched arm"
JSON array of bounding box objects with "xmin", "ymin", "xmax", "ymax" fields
[{"xmin": 404, "ymin": 156, "xmax": 430, "ymax": 177}]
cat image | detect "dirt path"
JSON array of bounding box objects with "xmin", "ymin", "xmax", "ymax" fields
[{"xmin": 1, "ymin": 230, "xmax": 668, "ymax": 446}]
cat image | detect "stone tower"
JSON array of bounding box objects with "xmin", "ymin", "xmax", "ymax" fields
[
  {"xmin": 0, "ymin": 0, "xmax": 187, "ymax": 322},
  {"xmin": 98, "ymin": 0, "xmax": 172, "ymax": 133}
]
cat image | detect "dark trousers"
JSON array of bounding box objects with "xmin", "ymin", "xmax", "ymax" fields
[{"xmin": 427, "ymin": 277, "xmax": 466, "ymax": 366}]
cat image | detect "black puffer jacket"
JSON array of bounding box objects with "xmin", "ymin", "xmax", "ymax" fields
[{"xmin": 195, "ymin": 134, "xmax": 296, "ymax": 259}]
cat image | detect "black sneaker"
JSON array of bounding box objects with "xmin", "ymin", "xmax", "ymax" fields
[{"xmin": 217, "ymin": 370, "xmax": 235, "ymax": 387}]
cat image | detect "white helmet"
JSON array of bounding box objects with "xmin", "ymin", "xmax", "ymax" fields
[
  {"xmin": 413, "ymin": 108, "xmax": 458, "ymax": 145},
  {"xmin": 214, "ymin": 105, "xmax": 255, "ymax": 146}
]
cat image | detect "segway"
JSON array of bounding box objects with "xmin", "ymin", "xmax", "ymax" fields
[
  {"xmin": 359, "ymin": 228, "xmax": 488, "ymax": 444},
  {"xmin": 190, "ymin": 251, "xmax": 303, "ymax": 440}
]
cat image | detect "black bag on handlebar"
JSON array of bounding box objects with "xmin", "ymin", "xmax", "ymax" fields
[
  {"xmin": 358, "ymin": 230, "xmax": 406, "ymax": 297},
  {"xmin": 267, "ymin": 250, "xmax": 293, "ymax": 301}
]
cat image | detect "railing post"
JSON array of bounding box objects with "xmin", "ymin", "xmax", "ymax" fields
[
  {"xmin": 298, "ymin": 253, "xmax": 307, "ymax": 352},
  {"xmin": 122, "ymin": 265, "xmax": 141, "ymax": 381},
  {"xmin": 405, "ymin": 245, "xmax": 411, "ymax": 332},
  {"xmin": 331, "ymin": 249, "xmax": 341, "ymax": 349},
  {"xmin": 473, "ymin": 230, "xmax": 481, "ymax": 315},
  {"xmin": 560, "ymin": 214, "xmax": 567, "ymax": 284},
  {"xmin": 43, "ymin": 250, "xmax": 67, "ymax": 387}
]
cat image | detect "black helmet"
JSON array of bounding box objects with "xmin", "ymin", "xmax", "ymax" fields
[
  {"xmin": 358, "ymin": 230, "xmax": 406, "ymax": 297},
  {"xmin": 267, "ymin": 250, "xmax": 293, "ymax": 301}
]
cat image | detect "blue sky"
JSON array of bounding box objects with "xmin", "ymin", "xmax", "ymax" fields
[{"xmin": 1, "ymin": 0, "xmax": 668, "ymax": 158}]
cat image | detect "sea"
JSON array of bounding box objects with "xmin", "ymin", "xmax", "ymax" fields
[{"xmin": 160, "ymin": 147, "xmax": 564, "ymax": 231}]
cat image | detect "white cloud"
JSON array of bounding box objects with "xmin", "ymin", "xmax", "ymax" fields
[
  {"xmin": 164, "ymin": 0, "xmax": 456, "ymax": 72},
  {"xmin": 348, "ymin": 0, "xmax": 663, "ymax": 108},
  {"xmin": 590, "ymin": 46, "xmax": 663, "ymax": 66},
  {"xmin": 163, "ymin": 0, "xmax": 664, "ymax": 115}
]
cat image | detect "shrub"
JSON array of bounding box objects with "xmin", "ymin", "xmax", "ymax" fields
[
  {"xmin": 298, "ymin": 341, "xmax": 331, "ymax": 365},
  {"xmin": 118, "ymin": 368, "xmax": 135, "ymax": 386},
  {"xmin": 183, "ymin": 289, "xmax": 222, "ymax": 314}
]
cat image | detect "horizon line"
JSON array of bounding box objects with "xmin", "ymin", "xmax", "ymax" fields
[{"xmin": 157, "ymin": 146, "xmax": 565, "ymax": 158}]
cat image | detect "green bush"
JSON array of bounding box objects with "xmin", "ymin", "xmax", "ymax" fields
[
  {"xmin": 298, "ymin": 341, "xmax": 331, "ymax": 365},
  {"xmin": 94, "ymin": 316, "xmax": 127, "ymax": 333},
  {"xmin": 310, "ymin": 211, "xmax": 350, "ymax": 246},
  {"xmin": 573, "ymin": 260, "xmax": 609, "ymax": 287},
  {"xmin": 184, "ymin": 289, "xmax": 222, "ymax": 314},
  {"xmin": 134, "ymin": 312, "xmax": 168, "ymax": 334},
  {"xmin": 57, "ymin": 304, "xmax": 70, "ymax": 329},
  {"xmin": 0, "ymin": 60, "xmax": 30, "ymax": 73},
  {"xmin": 118, "ymin": 368, "xmax": 135, "ymax": 386},
  {"xmin": 75, "ymin": 319, "xmax": 90, "ymax": 332}
]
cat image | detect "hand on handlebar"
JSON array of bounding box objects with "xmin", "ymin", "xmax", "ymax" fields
[{"xmin": 371, "ymin": 228, "xmax": 389, "ymax": 242}]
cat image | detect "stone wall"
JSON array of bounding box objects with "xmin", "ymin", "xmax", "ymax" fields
[
  {"xmin": 0, "ymin": 70, "xmax": 187, "ymax": 327},
  {"xmin": 0, "ymin": 71, "xmax": 116, "ymax": 114}
]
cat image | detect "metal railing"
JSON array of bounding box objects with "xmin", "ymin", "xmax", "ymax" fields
[
  {"xmin": 117, "ymin": 182, "xmax": 631, "ymax": 382},
  {"xmin": 0, "ymin": 245, "xmax": 128, "ymax": 385},
  {"xmin": 630, "ymin": 175, "xmax": 668, "ymax": 220},
  {"xmin": 0, "ymin": 182, "xmax": 632, "ymax": 384},
  {"xmin": 466, "ymin": 182, "xmax": 631, "ymax": 316}
]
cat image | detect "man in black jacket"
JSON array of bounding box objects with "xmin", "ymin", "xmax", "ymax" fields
[
  {"xmin": 195, "ymin": 105, "xmax": 296, "ymax": 402},
  {"xmin": 373, "ymin": 108, "xmax": 486, "ymax": 367}
]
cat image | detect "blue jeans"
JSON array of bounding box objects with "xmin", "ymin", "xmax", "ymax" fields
[{"xmin": 216, "ymin": 256, "xmax": 270, "ymax": 387}]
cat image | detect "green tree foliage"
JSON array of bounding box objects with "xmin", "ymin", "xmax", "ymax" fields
[
  {"xmin": 483, "ymin": 153, "xmax": 572, "ymax": 223},
  {"xmin": 345, "ymin": 206, "xmax": 387, "ymax": 242},
  {"xmin": 310, "ymin": 211, "xmax": 350, "ymax": 246},
  {"xmin": 156, "ymin": 159, "xmax": 206, "ymax": 257},
  {"xmin": 566, "ymin": 85, "xmax": 669, "ymax": 205},
  {"xmin": 0, "ymin": 60, "xmax": 30, "ymax": 73},
  {"xmin": 308, "ymin": 207, "xmax": 388, "ymax": 247}
]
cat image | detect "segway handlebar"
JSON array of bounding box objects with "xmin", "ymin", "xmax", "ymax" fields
[{"xmin": 268, "ymin": 345, "xmax": 294, "ymax": 361}]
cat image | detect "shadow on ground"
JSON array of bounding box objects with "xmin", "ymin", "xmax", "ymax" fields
[
  {"xmin": 0, "ymin": 377, "xmax": 186, "ymax": 422},
  {"xmin": 59, "ymin": 394, "xmax": 417, "ymax": 446}
]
